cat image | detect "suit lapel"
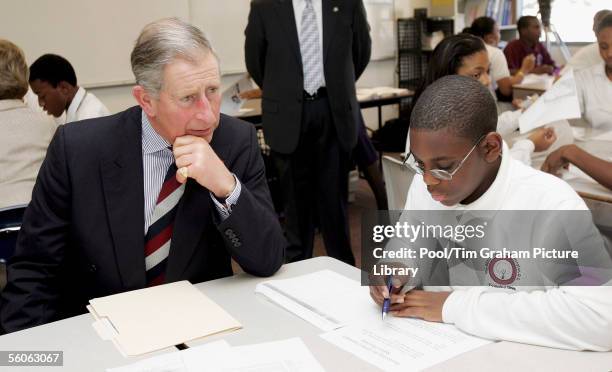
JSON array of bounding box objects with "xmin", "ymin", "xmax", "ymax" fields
[
  {"xmin": 322, "ymin": 0, "xmax": 341, "ymax": 64},
  {"xmin": 275, "ymin": 0, "xmax": 303, "ymax": 67},
  {"xmin": 101, "ymin": 108, "xmax": 146, "ymax": 289},
  {"xmin": 165, "ymin": 115, "xmax": 232, "ymax": 281}
]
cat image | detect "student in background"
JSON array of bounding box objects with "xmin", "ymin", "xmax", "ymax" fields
[
  {"xmin": 504, "ymin": 16, "xmax": 556, "ymax": 75},
  {"xmin": 562, "ymin": 9, "xmax": 611, "ymax": 73},
  {"xmin": 407, "ymin": 34, "xmax": 556, "ymax": 166},
  {"xmin": 28, "ymin": 54, "xmax": 109, "ymax": 124},
  {"xmin": 465, "ymin": 16, "xmax": 535, "ymax": 100},
  {"xmin": 0, "ymin": 39, "xmax": 57, "ymax": 209},
  {"xmin": 542, "ymin": 144, "xmax": 612, "ymax": 190},
  {"xmin": 371, "ymin": 75, "xmax": 612, "ymax": 351},
  {"xmin": 574, "ymin": 13, "xmax": 612, "ymax": 131}
]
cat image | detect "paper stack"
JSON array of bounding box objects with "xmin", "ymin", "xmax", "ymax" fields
[{"xmin": 88, "ymin": 281, "xmax": 242, "ymax": 356}]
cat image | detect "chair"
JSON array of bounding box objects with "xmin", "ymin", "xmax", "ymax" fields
[
  {"xmin": 381, "ymin": 155, "xmax": 415, "ymax": 210},
  {"xmin": 0, "ymin": 204, "xmax": 27, "ymax": 264}
]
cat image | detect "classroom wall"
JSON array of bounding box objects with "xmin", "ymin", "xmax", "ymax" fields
[{"xmin": 90, "ymin": 0, "xmax": 429, "ymax": 131}]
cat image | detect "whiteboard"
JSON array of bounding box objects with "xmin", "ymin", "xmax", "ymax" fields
[
  {"xmin": 0, "ymin": 0, "xmax": 395, "ymax": 87},
  {"xmin": 0, "ymin": 0, "xmax": 190, "ymax": 88},
  {"xmin": 365, "ymin": 0, "xmax": 396, "ymax": 60},
  {"xmin": 189, "ymin": 0, "xmax": 251, "ymax": 75}
]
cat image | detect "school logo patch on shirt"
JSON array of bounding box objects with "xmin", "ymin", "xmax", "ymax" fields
[{"xmin": 486, "ymin": 257, "xmax": 522, "ymax": 289}]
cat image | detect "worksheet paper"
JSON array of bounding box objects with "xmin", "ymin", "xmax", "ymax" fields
[
  {"xmin": 257, "ymin": 271, "xmax": 492, "ymax": 370},
  {"xmin": 320, "ymin": 317, "xmax": 492, "ymax": 372},
  {"xmin": 255, "ymin": 270, "xmax": 380, "ymax": 331},
  {"xmin": 108, "ymin": 338, "xmax": 325, "ymax": 372},
  {"xmin": 518, "ymin": 69, "xmax": 581, "ymax": 133}
]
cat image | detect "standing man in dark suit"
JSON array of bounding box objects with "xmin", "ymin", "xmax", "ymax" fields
[
  {"xmin": 0, "ymin": 18, "xmax": 286, "ymax": 333},
  {"xmin": 245, "ymin": 0, "xmax": 371, "ymax": 264}
]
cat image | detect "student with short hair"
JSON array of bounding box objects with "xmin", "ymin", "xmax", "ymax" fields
[
  {"xmin": 466, "ymin": 16, "xmax": 534, "ymax": 99},
  {"xmin": 28, "ymin": 54, "xmax": 109, "ymax": 124},
  {"xmin": 504, "ymin": 16, "xmax": 556, "ymax": 75},
  {"xmin": 407, "ymin": 34, "xmax": 556, "ymax": 166},
  {"xmin": 371, "ymin": 75, "xmax": 612, "ymax": 351},
  {"xmin": 574, "ymin": 13, "xmax": 612, "ymax": 131}
]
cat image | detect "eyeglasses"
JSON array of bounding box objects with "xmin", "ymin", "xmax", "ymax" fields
[{"xmin": 403, "ymin": 135, "xmax": 486, "ymax": 181}]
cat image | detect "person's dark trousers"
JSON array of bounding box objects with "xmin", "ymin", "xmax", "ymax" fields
[{"xmin": 273, "ymin": 91, "xmax": 355, "ymax": 265}]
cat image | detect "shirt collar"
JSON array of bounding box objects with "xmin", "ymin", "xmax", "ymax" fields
[
  {"xmin": 66, "ymin": 86, "xmax": 86, "ymax": 120},
  {"xmin": 593, "ymin": 61, "xmax": 607, "ymax": 77},
  {"xmin": 141, "ymin": 111, "xmax": 171, "ymax": 154},
  {"xmin": 435, "ymin": 141, "xmax": 511, "ymax": 211},
  {"xmin": 0, "ymin": 99, "xmax": 26, "ymax": 112}
]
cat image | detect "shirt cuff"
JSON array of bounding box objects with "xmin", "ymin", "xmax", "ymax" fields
[
  {"xmin": 441, "ymin": 290, "xmax": 465, "ymax": 324},
  {"xmin": 210, "ymin": 174, "xmax": 242, "ymax": 220},
  {"xmin": 514, "ymin": 138, "xmax": 535, "ymax": 154}
]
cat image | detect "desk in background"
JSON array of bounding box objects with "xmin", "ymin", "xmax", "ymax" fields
[
  {"xmin": 1, "ymin": 257, "xmax": 610, "ymax": 371},
  {"xmin": 235, "ymin": 90, "xmax": 414, "ymax": 130},
  {"xmin": 512, "ymin": 74, "xmax": 554, "ymax": 100}
]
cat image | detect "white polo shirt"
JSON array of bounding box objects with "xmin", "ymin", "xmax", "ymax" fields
[
  {"xmin": 575, "ymin": 62, "xmax": 612, "ymax": 131},
  {"xmin": 398, "ymin": 142, "xmax": 612, "ymax": 351}
]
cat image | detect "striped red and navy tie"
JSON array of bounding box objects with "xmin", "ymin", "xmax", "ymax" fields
[{"xmin": 144, "ymin": 163, "xmax": 185, "ymax": 286}]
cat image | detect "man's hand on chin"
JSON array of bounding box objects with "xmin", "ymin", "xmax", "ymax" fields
[{"xmin": 172, "ymin": 135, "xmax": 235, "ymax": 197}]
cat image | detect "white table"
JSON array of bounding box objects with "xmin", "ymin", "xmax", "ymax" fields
[{"xmin": 0, "ymin": 256, "xmax": 611, "ymax": 371}]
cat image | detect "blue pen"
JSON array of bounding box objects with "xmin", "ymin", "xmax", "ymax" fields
[{"xmin": 382, "ymin": 275, "xmax": 393, "ymax": 321}]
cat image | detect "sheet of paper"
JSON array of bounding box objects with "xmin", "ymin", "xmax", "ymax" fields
[
  {"xmin": 107, "ymin": 340, "xmax": 231, "ymax": 372},
  {"xmin": 320, "ymin": 317, "xmax": 492, "ymax": 372},
  {"xmin": 519, "ymin": 69, "xmax": 581, "ymax": 133},
  {"xmin": 219, "ymin": 338, "xmax": 326, "ymax": 372},
  {"xmin": 520, "ymin": 73, "xmax": 554, "ymax": 86},
  {"xmin": 255, "ymin": 270, "xmax": 379, "ymax": 331},
  {"xmin": 357, "ymin": 87, "xmax": 410, "ymax": 101},
  {"xmin": 89, "ymin": 281, "xmax": 242, "ymax": 356},
  {"xmin": 108, "ymin": 338, "xmax": 325, "ymax": 372},
  {"xmin": 220, "ymin": 74, "xmax": 255, "ymax": 115}
]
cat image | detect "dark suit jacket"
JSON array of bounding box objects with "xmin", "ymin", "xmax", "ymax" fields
[
  {"xmin": 0, "ymin": 106, "xmax": 286, "ymax": 333},
  {"xmin": 244, "ymin": 0, "xmax": 371, "ymax": 154}
]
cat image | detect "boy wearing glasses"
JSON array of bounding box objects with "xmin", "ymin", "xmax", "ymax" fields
[{"xmin": 370, "ymin": 75, "xmax": 612, "ymax": 351}]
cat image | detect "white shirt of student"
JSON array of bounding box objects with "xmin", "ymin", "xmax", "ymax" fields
[
  {"xmin": 292, "ymin": 0, "xmax": 326, "ymax": 86},
  {"xmin": 400, "ymin": 142, "xmax": 612, "ymax": 351},
  {"xmin": 561, "ymin": 42, "xmax": 601, "ymax": 74},
  {"xmin": 63, "ymin": 86, "xmax": 110, "ymax": 124},
  {"xmin": 575, "ymin": 62, "xmax": 612, "ymax": 131},
  {"xmin": 485, "ymin": 44, "xmax": 510, "ymax": 95}
]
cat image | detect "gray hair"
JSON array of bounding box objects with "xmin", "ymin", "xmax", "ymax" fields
[
  {"xmin": 130, "ymin": 17, "xmax": 217, "ymax": 96},
  {"xmin": 0, "ymin": 39, "xmax": 28, "ymax": 100}
]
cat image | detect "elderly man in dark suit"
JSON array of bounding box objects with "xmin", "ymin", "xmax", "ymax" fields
[
  {"xmin": 1, "ymin": 17, "xmax": 286, "ymax": 333},
  {"xmin": 245, "ymin": 0, "xmax": 371, "ymax": 264}
]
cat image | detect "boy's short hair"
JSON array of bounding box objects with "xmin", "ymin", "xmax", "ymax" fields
[
  {"xmin": 517, "ymin": 15, "xmax": 538, "ymax": 33},
  {"xmin": 29, "ymin": 54, "xmax": 77, "ymax": 87},
  {"xmin": 410, "ymin": 75, "xmax": 497, "ymax": 141},
  {"xmin": 595, "ymin": 13, "xmax": 612, "ymax": 34}
]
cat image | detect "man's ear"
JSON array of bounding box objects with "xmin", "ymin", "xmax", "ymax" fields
[
  {"xmin": 132, "ymin": 85, "xmax": 156, "ymax": 118},
  {"xmin": 482, "ymin": 132, "xmax": 503, "ymax": 163}
]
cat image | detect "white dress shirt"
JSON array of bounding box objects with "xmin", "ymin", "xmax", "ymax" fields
[
  {"xmin": 396, "ymin": 142, "xmax": 612, "ymax": 351},
  {"xmin": 561, "ymin": 42, "xmax": 601, "ymax": 74},
  {"xmin": 63, "ymin": 86, "xmax": 110, "ymax": 124},
  {"xmin": 292, "ymin": 0, "xmax": 326, "ymax": 86},
  {"xmin": 575, "ymin": 62, "xmax": 612, "ymax": 131}
]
